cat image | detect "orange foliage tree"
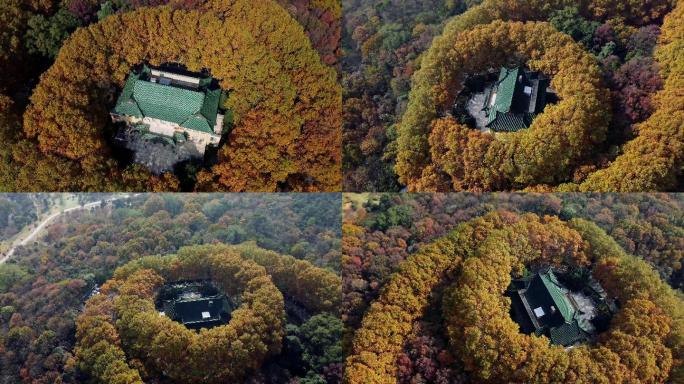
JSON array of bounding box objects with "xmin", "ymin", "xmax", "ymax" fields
[
  {"xmin": 395, "ymin": 0, "xmax": 681, "ymax": 192},
  {"xmin": 397, "ymin": 20, "xmax": 609, "ymax": 191},
  {"xmin": 343, "ymin": 212, "xmax": 684, "ymax": 383},
  {"xmin": 172, "ymin": 242, "xmax": 342, "ymax": 313},
  {"xmin": 76, "ymin": 242, "xmax": 341, "ymax": 382},
  {"xmin": 344, "ymin": 213, "xmax": 509, "ymax": 382},
  {"xmin": 76, "ymin": 248, "xmax": 285, "ymax": 383},
  {"xmin": 576, "ymin": 0, "xmax": 684, "ymax": 191},
  {"xmin": 443, "ymin": 221, "xmax": 676, "ymax": 383},
  {"xmin": 273, "ymin": 0, "xmax": 341, "ymax": 65},
  {"xmin": 16, "ymin": 1, "xmax": 340, "ymax": 192}
]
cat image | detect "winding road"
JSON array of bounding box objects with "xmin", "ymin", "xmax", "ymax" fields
[{"xmin": 0, "ymin": 195, "xmax": 136, "ymax": 264}]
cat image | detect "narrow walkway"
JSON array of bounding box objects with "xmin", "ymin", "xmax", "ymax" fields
[{"xmin": 0, "ymin": 195, "xmax": 136, "ymax": 264}]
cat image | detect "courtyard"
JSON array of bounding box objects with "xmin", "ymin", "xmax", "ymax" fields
[{"xmin": 116, "ymin": 128, "xmax": 203, "ymax": 174}]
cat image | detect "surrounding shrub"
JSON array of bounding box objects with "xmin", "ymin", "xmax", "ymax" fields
[{"xmin": 391, "ymin": 0, "xmax": 681, "ymax": 192}]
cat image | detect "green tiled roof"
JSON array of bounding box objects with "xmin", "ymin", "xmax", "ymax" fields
[
  {"xmin": 114, "ymin": 73, "xmax": 143, "ymax": 118},
  {"xmin": 539, "ymin": 270, "xmax": 575, "ymax": 323},
  {"xmin": 181, "ymin": 116, "xmax": 212, "ymax": 132},
  {"xmin": 486, "ymin": 67, "xmax": 523, "ymax": 132},
  {"xmin": 173, "ymin": 297, "xmax": 224, "ymax": 325},
  {"xmin": 492, "ymin": 67, "xmax": 519, "ymax": 113},
  {"xmin": 133, "ymin": 81, "xmax": 204, "ymax": 124},
  {"xmin": 485, "ymin": 67, "xmax": 545, "ymax": 132},
  {"xmin": 113, "ymin": 69, "xmax": 222, "ymax": 134},
  {"xmin": 115, "ymin": 100, "xmax": 143, "ymax": 118},
  {"xmin": 487, "ymin": 112, "xmax": 534, "ymax": 132},
  {"xmin": 200, "ymin": 88, "xmax": 221, "ymax": 127},
  {"xmin": 199, "ymin": 76, "xmax": 213, "ymax": 89},
  {"xmin": 509, "ymin": 269, "xmax": 592, "ymax": 347}
]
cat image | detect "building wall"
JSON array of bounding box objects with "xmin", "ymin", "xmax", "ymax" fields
[
  {"xmin": 146, "ymin": 117, "xmax": 177, "ymax": 137},
  {"xmin": 185, "ymin": 128, "xmax": 220, "ymax": 155},
  {"xmin": 112, "ymin": 114, "xmax": 221, "ymax": 155},
  {"xmin": 185, "ymin": 128, "xmax": 219, "ymax": 145},
  {"xmin": 150, "ymin": 69, "xmax": 201, "ymax": 88},
  {"xmin": 214, "ymin": 114, "xmax": 224, "ymax": 135}
]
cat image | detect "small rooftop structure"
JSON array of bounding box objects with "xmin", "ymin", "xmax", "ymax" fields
[
  {"xmin": 111, "ymin": 65, "xmax": 226, "ymax": 155},
  {"xmin": 158, "ymin": 281, "xmax": 232, "ymax": 330},
  {"xmin": 508, "ymin": 269, "xmax": 592, "ymax": 347},
  {"xmin": 483, "ymin": 67, "xmax": 550, "ymax": 132}
]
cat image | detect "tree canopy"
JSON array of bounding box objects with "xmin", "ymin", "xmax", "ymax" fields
[
  {"xmin": 7, "ymin": 0, "xmax": 341, "ymax": 192},
  {"xmin": 346, "ymin": 0, "xmax": 682, "ymax": 192},
  {"xmin": 443, "ymin": 216, "xmax": 680, "ymax": 383},
  {"xmin": 0, "ymin": 194, "xmax": 342, "ymax": 383},
  {"xmin": 76, "ymin": 242, "xmax": 343, "ymax": 383},
  {"xmin": 341, "ymin": 194, "xmax": 684, "ymax": 383},
  {"xmin": 396, "ymin": 20, "xmax": 609, "ymax": 191},
  {"xmin": 76, "ymin": 249, "xmax": 286, "ymax": 383},
  {"xmin": 576, "ymin": 0, "xmax": 684, "ymax": 191}
]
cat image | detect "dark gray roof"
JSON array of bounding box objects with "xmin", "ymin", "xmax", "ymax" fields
[{"xmin": 172, "ymin": 296, "xmax": 224, "ymax": 325}]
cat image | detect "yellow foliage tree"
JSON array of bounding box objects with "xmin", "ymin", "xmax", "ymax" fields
[
  {"xmin": 344, "ymin": 212, "xmax": 684, "ymax": 383},
  {"xmin": 397, "ymin": 20, "xmax": 609, "ymax": 191},
  {"xmin": 17, "ymin": 1, "xmax": 340, "ymax": 192},
  {"xmin": 396, "ymin": 0, "xmax": 681, "ymax": 192},
  {"xmin": 576, "ymin": 0, "xmax": 684, "ymax": 191},
  {"xmin": 76, "ymin": 249, "xmax": 286, "ymax": 383}
]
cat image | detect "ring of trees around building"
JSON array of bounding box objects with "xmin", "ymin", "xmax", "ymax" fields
[
  {"xmin": 343, "ymin": 212, "xmax": 684, "ymax": 383},
  {"xmin": 75, "ymin": 243, "xmax": 342, "ymax": 383},
  {"xmin": 396, "ymin": 0, "xmax": 684, "ymax": 192},
  {"xmin": 15, "ymin": 0, "xmax": 341, "ymax": 192},
  {"xmin": 397, "ymin": 20, "xmax": 610, "ymax": 191}
]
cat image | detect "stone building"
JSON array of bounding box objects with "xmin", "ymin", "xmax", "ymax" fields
[{"xmin": 111, "ymin": 65, "xmax": 225, "ymax": 155}]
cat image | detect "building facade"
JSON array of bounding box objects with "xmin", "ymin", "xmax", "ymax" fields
[{"xmin": 111, "ymin": 65, "xmax": 226, "ymax": 155}]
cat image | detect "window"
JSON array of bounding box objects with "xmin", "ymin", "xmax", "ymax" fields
[{"xmin": 533, "ymin": 307, "xmax": 545, "ymax": 318}]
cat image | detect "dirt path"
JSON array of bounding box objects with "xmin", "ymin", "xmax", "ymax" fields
[{"xmin": 0, "ymin": 195, "xmax": 136, "ymax": 264}]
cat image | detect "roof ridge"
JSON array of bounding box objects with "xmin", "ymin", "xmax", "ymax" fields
[
  {"xmin": 538, "ymin": 270, "xmax": 574, "ymax": 323},
  {"xmin": 178, "ymin": 112, "xmax": 210, "ymax": 127},
  {"xmin": 128, "ymin": 97, "xmax": 144, "ymax": 118}
]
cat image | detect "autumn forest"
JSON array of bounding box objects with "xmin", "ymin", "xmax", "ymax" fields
[
  {"xmin": 1, "ymin": 0, "xmax": 684, "ymax": 383},
  {"xmin": 0, "ymin": 193, "xmax": 343, "ymax": 383},
  {"xmin": 343, "ymin": 0, "xmax": 684, "ymax": 192},
  {"xmin": 342, "ymin": 193, "xmax": 684, "ymax": 383},
  {"xmin": 0, "ymin": 0, "xmax": 342, "ymax": 192}
]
